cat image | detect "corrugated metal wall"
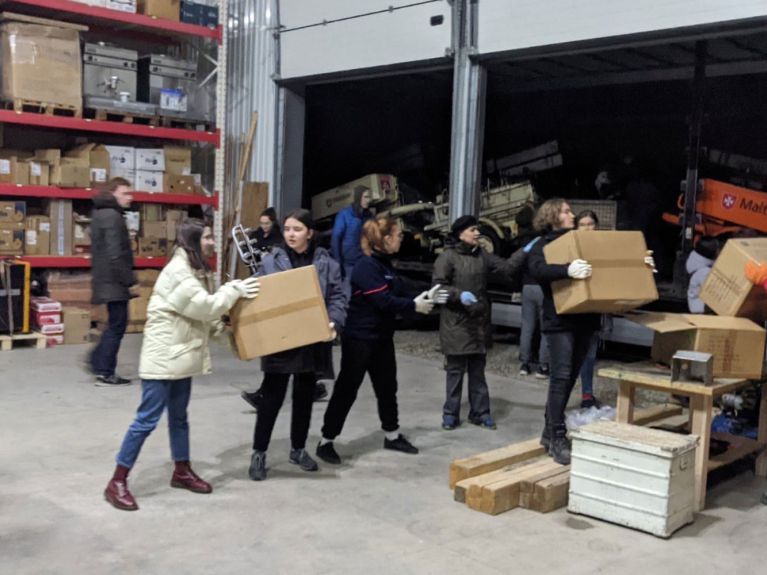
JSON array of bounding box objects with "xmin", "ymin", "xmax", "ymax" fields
[{"xmin": 226, "ymin": 0, "xmax": 277, "ymax": 193}]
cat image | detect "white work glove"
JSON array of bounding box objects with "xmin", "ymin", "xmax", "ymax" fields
[
  {"xmin": 427, "ymin": 284, "xmax": 449, "ymax": 305},
  {"xmin": 327, "ymin": 322, "xmax": 337, "ymax": 341},
  {"xmin": 413, "ymin": 291, "xmax": 435, "ymax": 315},
  {"xmin": 644, "ymin": 250, "xmax": 658, "ymax": 274},
  {"xmin": 567, "ymin": 259, "xmax": 592, "ymax": 280},
  {"xmin": 228, "ymin": 277, "xmax": 260, "ymax": 299}
]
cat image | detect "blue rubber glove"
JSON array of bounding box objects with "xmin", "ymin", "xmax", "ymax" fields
[{"xmin": 460, "ymin": 291, "xmax": 478, "ymax": 306}]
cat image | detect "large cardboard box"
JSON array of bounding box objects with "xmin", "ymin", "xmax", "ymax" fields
[
  {"xmin": 138, "ymin": 0, "xmax": 180, "ymax": 21},
  {"xmin": 135, "ymin": 170, "xmax": 165, "ymax": 193},
  {"xmin": 138, "ymin": 237, "xmax": 167, "ymax": 257},
  {"xmin": 0, "ymin": 15, "xmax": 84, "ymax": 110},
  {"xmin": 629, "ymin": 312, "xmax": 766, "ymax": 379},
  {"xmin": 0, "ymin": 154, "xmax": 30, "ymax": 185},
  {"xmin": 543, "ymin": 230, "xmax": 658, "ymax": 314},
  {"xmin": 26, "ymin": 160, "xmax": 49, "ymax": 186},
  {"xmin": 0, "ymin": 200, "xmax": 25, "ymax": 223},
  {"xmin": 66, "ymin": 144, "xmax": 110, "ymax": 187},
  {"xmin": 142, "ymin": 220, "xmax": 166, "ymax": 239},
  {"xmin": 73, "ymin": 219, "xmax": 91, "ymax": 247},
  {"xmin": 25, "ymin": 215, "xmax": 51, "ymax": 255},
  {"xmin": 50, "ymin": 158, "xmax": 90, "ymax": 187},
  {"xmin": 62, "ymin": 307, "xmax": 91, "ymax": 345},
  {"xmin": 700, "ymin": 238, "xmax": 767, "ymax": 325},
  {"xmin": 47, "ymin": 199, "xmax": 73, "ymax": 256},
  {"xmin": 104, "ymin": 146, "xmax": 135, "ymax": 171},
  {"xmin": 166, "ymin": 174, "xmax": 195, "ymax": 194},
  {"xmin": 164, "ymin": 146, "xmax": 192, "ymax": 175},
  {"xmin": 165, "ymin": 209, "xmax": 185, "ymax": 242},
  {"xmin": 0, "ymin": 224, "xmax": 24, "ymax": 254},
  {"xmin": 141, "ymin": 204, "xmax": 163, "ymax": 222},
  {"xmin": 230, "ymin": 266, "xmax": 333, "ymax": 360},
  {"xmin": 135, "ymin": 148, "xmax": 165, "ymax": 172}
]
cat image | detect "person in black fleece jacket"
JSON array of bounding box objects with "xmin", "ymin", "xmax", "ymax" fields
[
  {"xmin": 527, "ymin": 198, "xmax": 599, "ymax": 465},
  {"xmin": 316, "ymin": 216, "xmax": 435, "ymax": 465}
]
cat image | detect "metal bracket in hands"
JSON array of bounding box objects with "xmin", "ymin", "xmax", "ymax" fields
[{"xmin": 231, "ymin": 224, "xmax": 267, "ymax": 276}]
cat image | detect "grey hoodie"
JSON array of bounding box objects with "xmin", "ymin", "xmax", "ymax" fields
[{"xmin": 686, "ymin": 250, "xmax": 714, "ymax": 313}]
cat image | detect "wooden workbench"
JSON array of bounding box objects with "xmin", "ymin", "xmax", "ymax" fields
[{"xmin": 598, "ymin": 367, "xmax": 767, "ymax": 511}]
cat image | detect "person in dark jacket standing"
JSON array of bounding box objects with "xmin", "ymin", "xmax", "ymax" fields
[
  {"xmin": 331, "ymin": 186, "xmax": 372, "ymax": 284},
  {"xmin": 316, "ymin": 216, "xmax": 435, "ymax": 464},
  {"xmin": 433, "ymin": 215, "xmax": 522, "ymax": 431},
  {"xmin": 248, "ymin": 209, "xmax": 347, "ymax": 481},
  {"xmin": 89, "ymin": 177, "xmax": 135, "ymax": 386},
  {"xmin": 252, "ymin": 207, "xmax": 281, "ymax": 252}
]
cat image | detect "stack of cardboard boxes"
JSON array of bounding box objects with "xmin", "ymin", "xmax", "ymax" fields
[
  {"xmin": 0, "ymin": 199, "xmax": 73, "ymax": 257},
  {"xmin": 106, "ymin": 145, "xmax": 197, "ymax": 194},
  {"xmin": 0, "ymin": 200, "xmax": 25, "ymax": 256}
]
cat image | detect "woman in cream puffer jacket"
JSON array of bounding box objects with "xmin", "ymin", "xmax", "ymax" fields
[{"xmin": 104, "ymin": 219, "xmax": 259, "ymax": 512}]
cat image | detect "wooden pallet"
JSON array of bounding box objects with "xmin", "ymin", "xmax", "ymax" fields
[
  {"xmin": 0, "ymin": 331, "xmax": 46, "ymax": 351},
  {"xmin": 3, "ymin": 99, "xmax": 81, "ymax": 117},
  {"xmin": 85, "ymin": 108, "xmax": 157, "ymax": 125}
]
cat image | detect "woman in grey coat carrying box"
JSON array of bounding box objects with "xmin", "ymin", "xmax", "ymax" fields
[{"xmin": 248, "ymin": 209, "xmax": 347, "ymax": 481}]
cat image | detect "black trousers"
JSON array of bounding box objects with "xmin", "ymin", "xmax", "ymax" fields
[
  {"xmin": 252, "ymin": 372, "xmax": 315, "ymax": 452},
  {"xmin": 321, "ymin": 337, "xmax": 399, "ymax": 440},
  {"xmin": 443, "ymin": 354, "xmax": 490, "ymax": 420},
  {"xmin": 544, "ymin": 330, "xmax": 596, "ymax": 429},
  {"xmin": 91, "ymin": 300, "xmax": 128, "ymax": 376}
]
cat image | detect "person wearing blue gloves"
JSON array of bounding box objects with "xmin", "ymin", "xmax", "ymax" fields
[{"xmin": 432, "ymin": 215, "xmax": 522, "ymax": 431}]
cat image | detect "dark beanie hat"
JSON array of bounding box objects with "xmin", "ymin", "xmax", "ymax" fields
[{"xmin": 451, "ymin": 215, "xmax": 478, "ymax": 237}]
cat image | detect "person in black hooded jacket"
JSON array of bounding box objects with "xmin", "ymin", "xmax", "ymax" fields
[{"xmin": 89, "ymin": 177, "xmax": 136, "ymax": 386}]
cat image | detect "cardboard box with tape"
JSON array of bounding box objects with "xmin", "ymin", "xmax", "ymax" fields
[
  {"xmin": 62, "ymin": 307, "xmax": 91, "ymax": 345},
  {"xmin": 230, "ymin": 266, "xmax": 333, "ymax": 360},
  {"xmin": 628, "ymin": 312, "xmax": 766, "ymax": 380},
  {"xmin": 25, "ymin": 215, "xmax": 50, "ymax": 255},
  {"xmin": 0, "ymin": 200, "xmax": 25, "ymax": 223},
  {"xmin": 0, "ymin": 223, "xmax": 24, "ymax": 255},
  {"xmin": 544, "ymin": 230, "xmax": 658, "ymax": 314}
]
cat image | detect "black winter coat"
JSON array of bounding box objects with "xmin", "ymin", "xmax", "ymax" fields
[
  {"xmin": 527, "ymin": 229, "xmax": 600, "ymax": 333},
  {"xmin": 90, "ymin": 193, "xmax": 135, "ymax": 304},
  {"xmin": 432, "ymin": 240, "xmax": 522, "ymax": 356}
]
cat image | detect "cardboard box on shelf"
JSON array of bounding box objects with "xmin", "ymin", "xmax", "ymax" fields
[
  {"xmin": 138, "ymin": 0, "xmax": 180, "ymax": 21},
  {"xmin": 230, "ymin": 266, "xmax": 333, "ymax": 361},
  {"xmin": 142, "ymin": 220, "xmax": 167, "ymax": 239},
  {"xmin": 628, "ymin": 312, "xmax": 766, "ymax": 380},
  {"xmin": 104, "ymin": 146, "xmax": 135, "ymax": 171},
  {"xmin": 0, "ymin": 226, "xmax": 24, "ymax": 255},
  {"xmin": 134, "ymin": 170, "xmax": 165, "ymax": 193},
  {"xmin": 25, "ymin": 215, "xmax": 51, "ymax": 255},
  {"xmin": 73, "ymin": 220, "xmax": 91, "ymax": 246},
  {"xmin": 50, "ymin": 158, "xmax": 90, "ymax": 188},
  {"xmin": 166, "ymin": 174, "xmax": 195, "ymax": 195},
  {"xmin": 140, "ymin": 204, "xmax": 163, "ymax": 222},
  {"xmin": 163, "ymin": 146, "xmax": 192, "ymax": 175},
  {"xmin": 543, "ymin": 230, "xmax": 658, "ymax": 314},
  {"xmin": 135, "ymin": 149, "xmax": 165, "ymax": 172},
  {"xmin": 0, "ymin": 200, "xmax": 25, "ymax": 223},
  {"xmin": 138, "ymin": 237, "xmax": 167, "ymax": 257},
  {"xmin": 66, "ymin": 144, "xmax": 110, "ymax": 187},
  {"xmin": 47, "ymin": 199, "xmax": 73, "ymax": 256},
  {"xmin": 700, "ymin": 238, "xmax": 767, "ymax": 325},
  {"xmin": 166, "ymin": 209, "xmax": 185, "ymax": 242},
  {"xmin": 62, "ymin": 307, "xmax": 91, "ymax": 345},
  {"xmin": 0, "ymin": 15, "xmax": 85, "ymax": 111},
  {"xmin": 34, "ymin": 149, "xmax": 61, "ymax": 165},
  {"xmin": 31, "ymin": 296, "xmax": 62, "ymax": 313},
  {"xmin": 26, "ymin": 160, "xmax": 49, "ymax": 186},
  {"xmin": 0, "ymin": 154, "xmax": 30, "ymax": 185}
]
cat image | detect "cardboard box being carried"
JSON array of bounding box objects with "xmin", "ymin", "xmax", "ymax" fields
[
  {"xmin": 628, "ymin": 312, "xmax": 766, "ymax": 380},
  {"xmin": 0, "ymin": 14, "xmax": 85, "ymax": 111},
  {"xmin": 544, "ymin": 230, "xmax": 658, "ymax": 314},
  {"xmin": 700, "ymin": 238, "xmax": 767, "ymax": 325},
  {"xmin": 231, "ymin": 266, "xmax": 333, "ymax": 360},
  {"xmin": 62, "ymin": 307, "xmax": 91, "ymax": 345},
  {"xmin": 25, "ymin": 215, "xmax": 51, "ymax": 255}
]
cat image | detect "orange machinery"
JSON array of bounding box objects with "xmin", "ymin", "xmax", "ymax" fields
[{"xmin": 663, "ymin": 178, "xmax": 767, "ymax": 238}]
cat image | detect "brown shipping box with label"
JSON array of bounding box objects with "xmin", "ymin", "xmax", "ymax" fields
[
  {"xmin": 163, "ymin": 146, "xmax": 192, "ymax": 175},
  {"xmin": 26, "ymin": 160, "xmax": 49, "ymax": 186},
  {"xmin": 62, "ymin": 307, "xmax": 91, "ymax": 345},
  {"xmin": 700, "ymin": 238, "xmax": 767, "ymax": 324},
  {"xmin": 47, "ymin": 200, "xmax": 73, "ymax": 256},
  {"xmin": 0, "ymin": 15, "xmax": 85, "ymax": 110},
  {"xmin": 543, "ymin": 230, "xmax": 658, "ymax": 314},
  {"xmin": 165, "ymin": 209, "xmax": 185, "ymax": 242},
  {"xmin": 0, "ymin": 154, "xmax": 30, "ymax": 185},
  {"xmin": 66, "ymin": 144, "xmax": 110, "ymax": 187},
  {"xmin": 51, "ymin": 157, "xmax": 90, "ymax": 187},
  {"xmin": 25, "ymin": 215, "xmax": 50, "ymax": 255},
  {"xmin": 138, "ymin": 237, "xmax": 167, "ymax": 257},
  {"xmin": 231, "ymin": 266, "xmax": 333, "ymax": 360},
  {"xmin": 0, "ymin": 223, "xmax": 24, "ymax": 254},
  {"xmin": 139, "ymin": 0, "xmax": 180, "ymax": 21},
  {"xmin": 0, "ymin": 200, "xmax": 25, "ymax": 223},
  {"xmin": 629, "ymin": 312, "xmax": 766, "ymax": 379}
]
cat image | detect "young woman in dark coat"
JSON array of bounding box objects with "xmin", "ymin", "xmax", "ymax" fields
[
  {"xmin": 248, "ymin": 209, "xmax": 347, "ymax": 481},
  {"xmin": 252, "ymin": 207, "xmax": 281, "ymax": 252},
  {"xmin": 316, "ymin": 216, "xmax": 434, "ymax": 464}
]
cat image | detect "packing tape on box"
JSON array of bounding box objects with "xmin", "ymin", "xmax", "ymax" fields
[{"xmin": 235, "ymin": 297, "xmax": 323, "ymax": 327}]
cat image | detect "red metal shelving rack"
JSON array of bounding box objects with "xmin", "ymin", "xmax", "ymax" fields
[
  {"xmin": 17, "ymin": 255, "xmax": 168, "ymax": 268},
  {"xmin": 0, "ymin": 0, "xmax": 221, "ymax": 42},
  {"xmin": 0, "ymin": 184, "xmax": 219, "ymax": 208}
]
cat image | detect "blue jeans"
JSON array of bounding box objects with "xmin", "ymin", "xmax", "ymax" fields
[
  {"xmin": 91, "ymin": 300, "xmax": 128, "ymax": 376},
  {"xmin": 578, "ymin": 334, "xmax": 600, "ymax": 397},
  {"xmin": 116, "ymin": 378, "xmax": 192, "ymax": 468}
]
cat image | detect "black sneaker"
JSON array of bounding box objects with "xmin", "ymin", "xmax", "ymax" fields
[
  {"xmin": 383, "ymin": 434, "xmax": 419, "ymax": 454},
  {"xmin": 95, "ymin": 374, "xmax": 131, "ymax": 386},
  {"xmin": 580, "ymin": 396, "xmax": 603, "ymax": 409},
  {"xmin": 241, "ymin": 390, "xmax": 263, "ymax": 410},
  {"xmin": 519, "ymin": 363, "xmax": 530, "ymax": 376},
  {"xmin": 441, "ymin": 415, "xmax": 460, "ymax": 430},
  {"xmin": 316, "ymin": 441, "xmax": 341, "ymax": 465},
  {"xmin": 468, "ymin": 415, "xmax": 497, "ymax": 430},
  {"xmin": 535, "ymin": 364, "xmax": 550, "ymax": 380},
  {"xmin": 249, "ymin": 450, "xmax": 267, "ymax": 481},
  {"xmin": 313, "ymin": 382, "xmax": 328, "ymax": 402},
  {"xmin": 549, "ymin": 436, "xmax": 571, "ymax": 465},
  {"xmin": 289, "ymin": 448, "xmax": 319, "ymax": 472}
]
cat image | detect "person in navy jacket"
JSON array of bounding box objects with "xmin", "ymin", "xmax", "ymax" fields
[
  {"xmin": 331, "ymin": 185, "xmax": 373, "ymax": 282},
  {"xmin": 316, "ymin": 216, "xmax": 435, "ymax": 464}
]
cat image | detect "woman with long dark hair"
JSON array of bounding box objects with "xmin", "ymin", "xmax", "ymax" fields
[
  {"xmin": 253, "ymin": 207, "xmax": 281, "ymax": 252},
  {"xmin": 316, "ymin": 216, "xmax": 434, "ymax": 464},
  {"xmin": 248, "ymin": 209, "xmax": 347, "ymax": 481},
  {"xmin": 104, "ymin": 219, "xmax": 260, "ymax": 510}
]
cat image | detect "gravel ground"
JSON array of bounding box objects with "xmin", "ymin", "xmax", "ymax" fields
[{"xmin": 393, "ymin": 329, "xmax": 669, "ymax": 407}]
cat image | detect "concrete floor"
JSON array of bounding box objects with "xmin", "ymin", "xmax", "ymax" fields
[{"xmin": 2, "ymin": 334, "xmax": 767, "ymax": 574}]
